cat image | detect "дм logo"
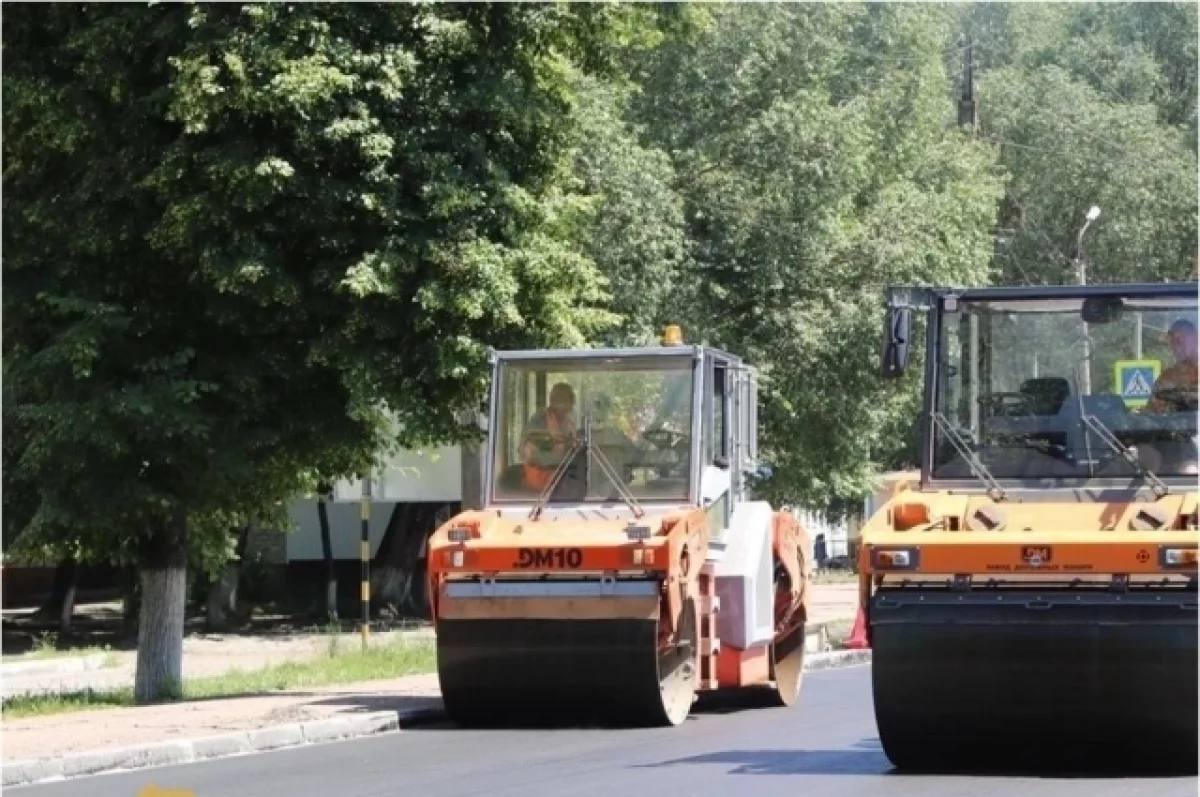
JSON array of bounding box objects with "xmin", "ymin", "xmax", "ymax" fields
[{"xmin": 1021, "ymin": 546, "xmax": 1052, "ymax": 567}]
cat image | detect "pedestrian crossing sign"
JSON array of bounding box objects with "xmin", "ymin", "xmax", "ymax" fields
[{"xmin": 1113, "ymin": 359, "xmax": 1160, "ymax": 408}]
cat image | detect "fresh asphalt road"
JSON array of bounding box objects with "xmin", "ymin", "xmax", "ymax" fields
[{"xmin": 19, "ymin": 665, "xmax": 1197, "ymax": 797}]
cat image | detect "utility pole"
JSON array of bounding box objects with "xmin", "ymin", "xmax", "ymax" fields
[
  {"xmin": 958, "ymin": 32, "xmax": 981, "ymax": 433},
  {"xmin": 1074, "ymin": 206, "xmax": 1101, "ymax": 394},
  {"xmin": 360, "ymin": 475, "xmax": 372, "ymax": 651}
]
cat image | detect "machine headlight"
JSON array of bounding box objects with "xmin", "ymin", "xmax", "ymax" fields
[{"xmin": 873, "ymin": 547, "xmax": 919, "ymax": 570}]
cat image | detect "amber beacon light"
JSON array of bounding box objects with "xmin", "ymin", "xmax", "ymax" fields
[{"xmin": 662, "ymin": 325, "xmax": 684, "ymax": 346}]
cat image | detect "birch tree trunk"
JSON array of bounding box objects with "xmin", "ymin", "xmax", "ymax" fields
[{"xmin": 134, "ymin": 513, "xmax": 188, "ymax": 704}]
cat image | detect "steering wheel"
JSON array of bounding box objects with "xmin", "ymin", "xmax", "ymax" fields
[
  {"xmin": 978, "ymin": 392, "xmax": 1037, "ymax": 419},
  {"xmin": 643, "ymin": 429, "xmax": 686, "ymax": 450},
  {"xmin": 524, "ymin": 428, "xmax": 576, "ymax": 454}
]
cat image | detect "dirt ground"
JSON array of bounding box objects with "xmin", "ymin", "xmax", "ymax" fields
[{"xmin": 2, "ymin": 599, "xmax": 434, "ymax": 698}]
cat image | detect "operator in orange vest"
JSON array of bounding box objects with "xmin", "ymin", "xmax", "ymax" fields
[
  {"xmin": 1144, "ymin": 318, "xmax": 1198, "ymax": 414},
  {"xmin": 1134, "ymin": 317, "xmax": 1198, "ymax": 476},
  {"xmin": 521, "ymin": 382, "xmax": 578, "ymax": 491}
]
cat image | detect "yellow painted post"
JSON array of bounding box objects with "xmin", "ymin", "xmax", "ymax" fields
[{"xmin": 360, "ymin": 476, "xmax": 371, "ymax": 651}]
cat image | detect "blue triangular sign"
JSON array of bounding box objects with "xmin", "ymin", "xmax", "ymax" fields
[{"xmin": 1124, "ymin": 370, "xmax": 1153, "ymax": 397}]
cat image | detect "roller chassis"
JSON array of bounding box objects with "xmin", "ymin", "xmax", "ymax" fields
[
  {"xmin": 864, "ymin": 281, "xmax": 1199, "ymax": 774},
  {"xmin": 426, "ymin": 337, "xmax": 813, "ymax": 728}
]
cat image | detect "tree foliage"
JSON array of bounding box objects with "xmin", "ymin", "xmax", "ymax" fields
[
  {"xmin": 4, "ymin": 1, "xmax": 1194, "ymax": 593},
  {"xmin": 963, "ymin": 3, "xmax": 1198, "ymax": 285},
  {"xmin": 2, "ymin": 1, "xmax": 656, "ymax": 699},
  {"xmin": 623, "ymin": 4, "xmax": 1006, "ymax": 505}
]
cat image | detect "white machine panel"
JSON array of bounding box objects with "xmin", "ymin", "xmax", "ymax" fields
[{"xmin": 712, "ymin": 499, "xmax": 775, "ymax": 650}]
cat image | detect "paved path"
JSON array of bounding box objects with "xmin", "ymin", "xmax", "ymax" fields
[
  {"xmin": 16, "ymin": 666, "xmax": 1194, "ymax": 797},
  {"xmin": 2, "ymin": 673, "xmax": 443, "ymax": 763},
  {"xmin": 807, "ymin": 582, "xmax": 858, "ymax": 625}
]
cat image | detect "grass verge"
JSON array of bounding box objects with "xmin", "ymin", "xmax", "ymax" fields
[
  {"xmin": 2, "ymin": 631, "xmax": 121, "ymax": 666},
  {"xmin": 811, "ymin": 570, "xmax": 858, "ymax": 585},
  {"xmin": 2, "ymin": 637, "xmax": 436, "ymax": 721}
]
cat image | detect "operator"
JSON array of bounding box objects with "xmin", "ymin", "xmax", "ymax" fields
[
  {"xmin": 520, "ymin": 382, "xmax": 578, "ymax": 491},
  {"xmin": 1144, "ymin": 318, "xmax": 1198, "ymax": 414},
  {"xmin": 1133, "ymin": 317, "xmax": 1198, "ymax": 476}
]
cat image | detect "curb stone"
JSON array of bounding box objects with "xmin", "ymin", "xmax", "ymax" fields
[
  {"xmin": 804, "ymin": 647, "xmax": 872, "ymax": 671},
  {"xmin": 2, "ymin": 710, "xmax": 404, "ymax": 789},
  {"xmin": 3, "ymin": 649, "xmax": 870, "ymax": 789},
  {"xmin": 1, "ymin": 654, "xmax": 108, "ymax": 679}
]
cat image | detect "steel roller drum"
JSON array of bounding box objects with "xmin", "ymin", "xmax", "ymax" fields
[
  {"xmin": 435, "ymin": 606, "xmax": 698, "ymax": 729},
  {"xmin": 870, "ymin": 586, "xmax": 1198, "ymax": 774}
]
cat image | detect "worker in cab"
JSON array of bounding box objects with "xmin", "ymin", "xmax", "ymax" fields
[
  {"xmin": 1134, "ymin": 317, "xmax": 1198, "ymax": 477},
  {"xmin": 1145, "ymin": 318, "xmax": 1198, "ymax": 414},
  {"xmin": 520, "ymin": 382, "xmax": 578, "ymax": 491}
]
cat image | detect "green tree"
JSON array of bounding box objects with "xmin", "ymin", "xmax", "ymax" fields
[
  {"xmin": 630, "ymin": 3, "xmax": 1006, "ymax": 507},
  {"xmin": 565, "ymin": 73, "xmax": 692, "ymax": 346},
  {"xmin": 979, "ymin": 65, "xmax": 1196, "ymax": 285},
  {"xmin": 3, "ymin": 2, "xmax": 637, "ymax": 702},
  {"xmin": 961, "ymin": 3, "xmax": 1198, "ymax": 285}
]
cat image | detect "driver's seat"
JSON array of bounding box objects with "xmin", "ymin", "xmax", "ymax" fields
[{"xmin": 1019, "ymin": 377, "xmax": 1070, "ymax": 416}]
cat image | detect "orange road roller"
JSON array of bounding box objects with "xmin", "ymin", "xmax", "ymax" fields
[
  {"xmin": 860, "ymin": 280, "xmax": 1198, "ymax": 773},
  {"xmin": 426, "ymin": 327, "xmax": 812, "ymax": 727}
]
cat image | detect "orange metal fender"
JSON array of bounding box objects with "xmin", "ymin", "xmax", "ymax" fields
[
  {"xmin": 426, "ymin": 509, "xmax": 497, "ymax": 625},
  {"xmin": 660, "ymin": 509, "xmax": 710, "ymax": 641},
  {"xmin": 771, "ymin": 511, "xmax": 812, "ymax": 634}
]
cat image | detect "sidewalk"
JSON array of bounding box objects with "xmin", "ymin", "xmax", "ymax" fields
[
  {"xmin": 3, "ymin": 672, "xmax": 443, "ymax": 764},
  {"xmin": 807, "ymin": 582, "xmax": 858, "ymax": 626}
]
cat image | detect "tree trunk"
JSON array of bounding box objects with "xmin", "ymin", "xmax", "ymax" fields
[
  {"xmin": 134, "ymin": 513, "xmax": 188, "ymax": 704},
  {"xmin": 317, "ymin": 484, "xmax": 337, "ymax": 623},
  {"xmin": 230, "ymin": 522, "xmax": 251, "ymax": 611},
  {"xmin": 205, "ymin": 524, "xmax": 251, "ymax": 631},
  {"xmin": 370, "ymin": 501, "xmax": 456, "ymax": 620},
  {"xmin": 33, "ymin": 555, "xmax": 78, "ymax": 635}
]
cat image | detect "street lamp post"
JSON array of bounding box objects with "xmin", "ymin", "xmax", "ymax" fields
[{"xmin": 1075, "ymin": 205, "xmax": 1101, "ymax": 394}]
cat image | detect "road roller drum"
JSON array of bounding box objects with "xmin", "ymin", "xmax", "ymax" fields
[{"xmin": 870, "ymin": 585, "xmax": 1198, "ymax": 772}]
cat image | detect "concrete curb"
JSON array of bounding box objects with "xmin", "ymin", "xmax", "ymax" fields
[
  {"xmin": 803, "ymin": 647, "xmax": 872, "ymax": 671},
  {"xmin": 3, "ymin": 710, "xmax": 413, "ymax": 789},
  {"xmin": 1, "ymin": 654, "xmax": 108, "ymax": 679},
  {"xmin": 3, "ymin": 649, "xmax": 871, "ymax": 789}
]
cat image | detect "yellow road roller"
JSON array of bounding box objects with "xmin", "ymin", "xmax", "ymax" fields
[
  {"xmin": 426, "ymin": 327, "xmax": 812, "ymax": 727},
  {"xmin": 860, "ymin": 280, "xmax": 1198, "ymax": 772}
]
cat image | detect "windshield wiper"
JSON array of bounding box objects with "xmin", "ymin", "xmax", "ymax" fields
[
  {"xmin": 1079, "ymin": 413, "xmax": 1169, "ymax": 498},
  {"xmin": 931, "ymin": 411, "xmax": 1007, "ymax": 502},
  {"xmin": 529, "ymin": 416, "xmax": 645, "ymax": 521},
  {"xmin": 1066, "ymin": 359, "xmax": 1168, "ymax": 497}
]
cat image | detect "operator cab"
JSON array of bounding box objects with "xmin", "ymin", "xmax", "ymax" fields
[
  {"xmin": 483, "ymin": 327, "xmax": 761, "ymax": 534},
  {"xmin": 882, "ymin": 282, "xmax": 1198, "ymax": 492}
]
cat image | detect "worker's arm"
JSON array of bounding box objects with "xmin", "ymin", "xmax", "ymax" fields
[
  {"xmin": 521, "ymin": 411, "xmax": 564, "ymax": 468},
  {"xmin": 1144, "ymin": 363, "xmax": 1198, "ymax": 414}
]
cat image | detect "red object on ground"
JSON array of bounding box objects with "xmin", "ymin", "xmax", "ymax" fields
[{"xmin": 844, "ymin": 604, "xmax": 869, "ymax": 649}]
